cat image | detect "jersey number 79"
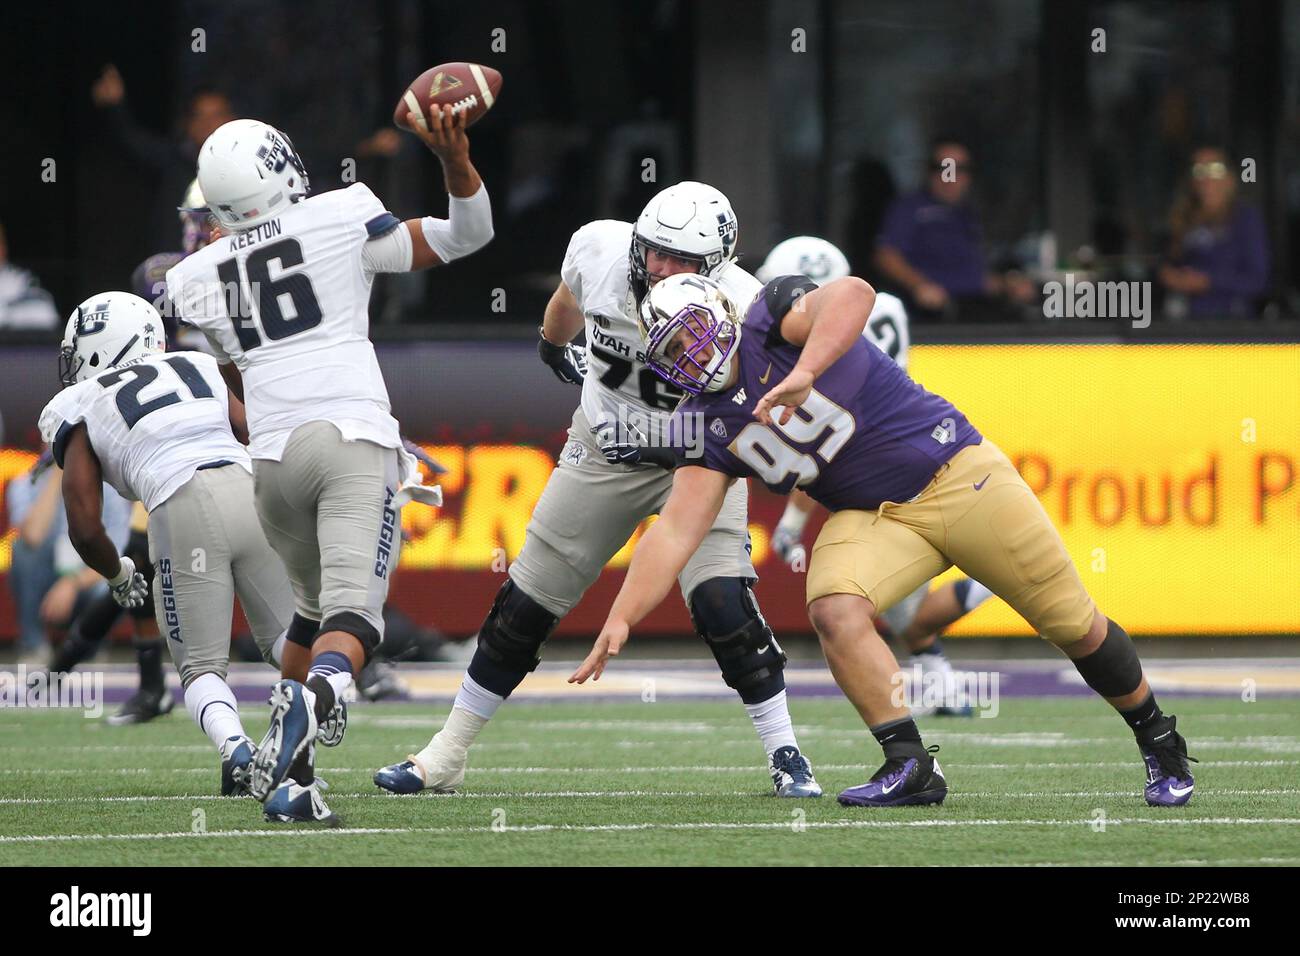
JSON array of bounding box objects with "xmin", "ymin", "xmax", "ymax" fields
[{"xmin": 215, "ymin": 238, "xmax": 323, "ymax": 350}]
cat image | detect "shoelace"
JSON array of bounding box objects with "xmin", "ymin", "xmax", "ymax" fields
[
  {"xmin": 871, "ymin": 745, "xmax": 941, "ymax": 782},
  {"xmin": 1150, "ymin": 735, "xmax": 1198, "ymax": 779},
  {"xmin": 773, "ymin": 748, "xmax": 811, "ymax": 780}
]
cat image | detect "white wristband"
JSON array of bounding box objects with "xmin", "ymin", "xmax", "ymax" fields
[{"xmin": 108, "ymin": 559, "xmax": 131, "ymax": 588}]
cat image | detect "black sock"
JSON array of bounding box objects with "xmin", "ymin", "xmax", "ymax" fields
[
  {"xmin": 135, "ymin": 639, "xmax": 165, "ymax": 693},
  {"xmin": 305, "ymin": 675, "xmax": 336, "ymax": 724},
  {"xmin": 870, "ymin": 717, "xmax": 928, "ymax": 762},
  {"xmin": 914, "ymin": 638, "xmax": 943, "ymax": 656},
  {"xmin": 51, "ymin": 594, "xmax": 123, "ymax": 672},
  {"xmin": 1120, "ymin": 692, "xmax": 1166, "ymax": 734}
]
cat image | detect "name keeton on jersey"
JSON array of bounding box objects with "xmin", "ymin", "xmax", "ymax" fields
[
  {"xmin": 39, "ymin": 350, "xmax": 248, "ymax": 511},
  {"xmin": 163, "ymin": 182, "xmax": 408, "ymax": 464},
  {"xmin": 562, "ymin": 219, "xmax": 761, "ymax": 434}
]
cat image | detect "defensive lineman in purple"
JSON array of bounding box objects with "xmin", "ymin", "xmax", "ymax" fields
[{"xmin": 570, "ymin": 272, "xmax": 1197, "ymax": 809}]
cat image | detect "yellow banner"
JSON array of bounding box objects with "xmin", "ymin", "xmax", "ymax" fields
[
  {"xmin": 911, "ymin": 344, "xmax": 1300, "ymax": 634},
  {"xmin": 2, "ymin": 344, "xmax": 1295, "ymax": 635}
]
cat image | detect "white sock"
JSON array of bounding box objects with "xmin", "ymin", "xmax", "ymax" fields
[
  {"xmin": 453, "ymin": 673, "xmax": 505, "ymax": 720},
  {"xmin": 744, "ymin": 689, "xmax": 799, "ymax": 755},
  {"xmin": 184, "ymin": 673, "xmax": 246, "ymax": 750}
]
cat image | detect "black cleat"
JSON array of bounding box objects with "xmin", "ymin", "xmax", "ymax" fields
[{"xmin": 106, "ymin": 687, "xmax": 175, "ymax": 726}]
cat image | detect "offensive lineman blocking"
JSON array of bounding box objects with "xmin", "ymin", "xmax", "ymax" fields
[
  {"xmin": 375, "ymin": 183, "xmax": 823, "ymax": 799},
  {"xmin": 166, "ymin": 105, "xmax": 492, "ymax": 823}
]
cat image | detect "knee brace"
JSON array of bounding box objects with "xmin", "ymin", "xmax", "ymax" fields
[
  {"xmin": 472, "ymin": 579, "xmax": 559, "ymax": 675},
  {"xmin": 286, "ymin": 613, "xmax": 321, "ymax": 650},
  {"xmin": 1073, "ymin": 618, "xmax": 1144, "ymax": 698},
  {"xmin": 318, "ymin": 611, "xmax": 381, "ymax": 664},
  {"xmin": 689, "ymin": 577, "xmax": 787, "ymax": 704}
]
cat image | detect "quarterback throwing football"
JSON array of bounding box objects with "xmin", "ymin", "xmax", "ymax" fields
[{"xmin": 166, "ymin": 104, "xmax": 492, "ymax": 823}]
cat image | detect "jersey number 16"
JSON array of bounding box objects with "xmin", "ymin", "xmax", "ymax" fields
[{"xmin": 216, "ymin": 238, "xmax": 323, "ymax": 350}]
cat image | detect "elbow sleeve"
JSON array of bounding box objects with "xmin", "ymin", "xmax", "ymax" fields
[{"xmin": 420, "ymin": 184, "xmax": 494, "ymax": 263}]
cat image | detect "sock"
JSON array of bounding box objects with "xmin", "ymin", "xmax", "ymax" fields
[
  {"xmin": 453, "ymin": 673, "xmax": 505, "ymax": 720},
  {"xmin": 744, "ymin": 689, "xmax": 799, "ymax": 754},
  {"xmin": 418, "ymin": 704, "xmax": 489, "ymax": 766},
  {"xmin": 135, "ymin": 638, "xmax": 165, "ymax": 693},
  {"xmin": 1120, "ymin": 691, "xmax": 1166, "ymax": 734},
  {"xmin": 870, "ymin": 716, "xmax": 928, "ymax": 762},
  {"xmin": 305, "ymin": 651, "xmax": 353, "ymax": 723},
  {"xmin": 953, "ymin": 578, "xmax": 994, "ymax": 612},
  {"xmin": 184, "ymin": 673, "xmax": 246, "ymax": 750}
]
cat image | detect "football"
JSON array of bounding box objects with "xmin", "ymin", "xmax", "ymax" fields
[{"xmin": 393, "ymin": 62, "xmax": 502, "ymax": 132}]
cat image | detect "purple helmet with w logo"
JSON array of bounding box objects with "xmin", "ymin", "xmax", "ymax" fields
[{"xmin": 639, "ymin": 274, "xmax": 741, "ymax": 395}]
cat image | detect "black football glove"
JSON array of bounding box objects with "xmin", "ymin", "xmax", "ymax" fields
[
  {"xmin": 590, "ymin": 419, "xmax": 678, "ymax": 470},
  {"xmin": 537, "ymin": 329, "xmax": 587, "ymax": 386}
]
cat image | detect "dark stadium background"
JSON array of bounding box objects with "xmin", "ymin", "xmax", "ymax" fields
[{"xmin": 0, "ymin": 0, "xmax": 1296, "ymax": 644}]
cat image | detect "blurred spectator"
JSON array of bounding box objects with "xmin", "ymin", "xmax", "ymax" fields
[
  {"xmin": 6, "ymin": 452, "xmax": 132, "ymax": 665},
  {"xmin": 0, "ymin": 222, "xmax": 59, "ymax": 330},
  {"xmin": 91, "ymin": 65, "xmax": 235, "ymax": 251},
  {"xmin": 873, "ymin": 139, "xmax": 1035, "ymax": 319},
  {"xmin": 1158, "ymin": 146, "xmax": 1269, "ymax": 318}
]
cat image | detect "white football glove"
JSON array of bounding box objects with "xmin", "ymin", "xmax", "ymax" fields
[
  {"xmin": 107, "ymin": 556, "xmax": 149, "ymax": 609},
  {"xmin": 770, "ymin": 525, "xmax": 806, "ymax": 568}
]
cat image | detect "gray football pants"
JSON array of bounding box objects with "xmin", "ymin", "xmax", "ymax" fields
[
  {"xmin": 509, "ymin": 407, "xmax": 756, "ymax": 617},
  {"xmin": 147, "ymin": 464, "xmax": 294, "ymax": 686}
]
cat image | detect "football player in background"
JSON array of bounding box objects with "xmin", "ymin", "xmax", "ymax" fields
[
  {"xmin": 573, "ymin": 273, "xmax": 1197, "ymax": 809},
  {"xmin": 39, "ymin": 292, "xmax": 309, "ymax": 803},
  {"xmin": 757, "ymin": 236, "xmax": 993, "ymax": 716},
  {"xmin": 167, "ymin": 106, "xmax": 490, "ymax": 823},
  {"xmin": 375, "ymin": 182, "xmax": 823, "ymax": 800}
]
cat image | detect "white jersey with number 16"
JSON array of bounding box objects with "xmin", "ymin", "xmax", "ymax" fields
[{"xmin": 165, "ymin": 182, "xmax": 408, "ymax": 462}]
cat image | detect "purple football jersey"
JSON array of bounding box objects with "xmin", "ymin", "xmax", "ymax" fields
[{"xmin": 678, "ymin": 277, "xmax": 981, "ymax": 511}]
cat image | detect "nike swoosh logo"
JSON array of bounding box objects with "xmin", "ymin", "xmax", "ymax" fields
[
  {"xmin": 881, "ymin": 778, "xmax": 903, "ymax": 795},
  {"xmin": 759, "ymin": 362, "xmax": 772, "ymax": 385},
  {"xmin": 755, "ymin": 645, "xmax": 770, "ymax": 655},
  {"xmin": 1167, "ymin": 783, "xmax": 1194, "ymax": 797},
  {"xmin": 973, "ymin": 473, "xmax": 991, "ymax": 491}
]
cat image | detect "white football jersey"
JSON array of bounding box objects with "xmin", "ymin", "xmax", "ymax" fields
[
  {"xmin": 164, "ymin": 183, "xmax": 404, "ymax": 461},
  {"xmin": 561, "ymin": 220, "xmax": 762, "ymax": 431},
  {"xmin": 38, "ymin": 351, "xmax": 251, "ymax": 512},
  {"xmin": 864, "ymin": 290, "xmax": 911, "ymax": 371}
]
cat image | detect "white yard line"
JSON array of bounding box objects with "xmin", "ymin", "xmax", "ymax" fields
[
  {"xmin": 1, "ymin": 787, "xmax": 1297, "ymax": 807},
  {"xmin": 0, "ymin": 758, "xmax": 1293, "ymax": 776},
  {"xmin": 3, "ymin": 816, "xmax": 1299, "ymax": 845}
]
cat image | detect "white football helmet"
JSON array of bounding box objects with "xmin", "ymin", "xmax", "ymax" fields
[
  {"xmin": 59, "ymin": 292, "xmax": 166, "ymax": 386},
  {"xmin": 639, "ymin": 273, "xmax": 741, "ymax": 395},
  {"xmin": 630, "ymin": 181, "xmax": 739, "ymax": 299},
  {"xmin": 756, "ymin": 236, "xmax": 851, "ymax": 287},
  {"xmin": 197, "ymin": 119, "xmax": 310, "ymax": 231}
]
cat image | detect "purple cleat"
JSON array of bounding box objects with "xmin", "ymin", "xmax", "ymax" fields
[
  {"xmin": 838, "ymin": 747, "xmax": 947, "ymax": 807},
  {"xmin": 1138, "ymin": 716, "xmax": 1197, "ymax": 807}
]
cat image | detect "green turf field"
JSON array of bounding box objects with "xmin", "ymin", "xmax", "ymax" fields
[{"xmin": 1, "ymin": 695, "xmax": 1296, "ymax": 866}]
